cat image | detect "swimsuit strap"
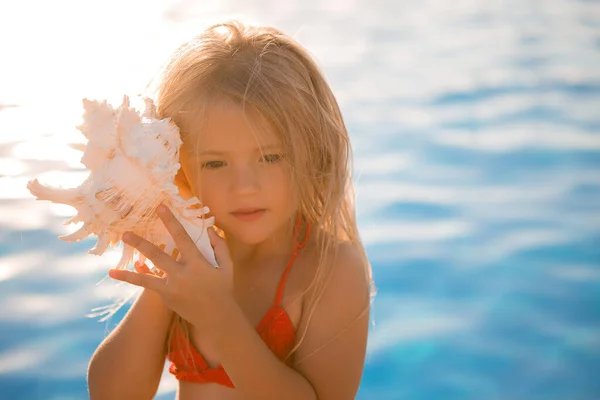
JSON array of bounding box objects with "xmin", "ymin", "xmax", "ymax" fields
[{"xmin": 273, "ymin": 214, "xmax": 312, "ymax": 307}]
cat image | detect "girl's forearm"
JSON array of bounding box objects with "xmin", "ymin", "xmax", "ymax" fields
[
  {"xmin": 87, "ymin": 289, "xmax": 173, "ymax": 400},
  {"xmin": 205, "ymin": 298, "xmax": 317, "ymax": 400}
]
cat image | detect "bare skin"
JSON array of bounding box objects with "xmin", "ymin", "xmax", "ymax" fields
[
  {"xmin": 93, "ymin": 104, "xmax": 370, "ymax": 399},
  {"xmin": 178, "ymin": 236, "xmax": 316, "ymax": 400}
]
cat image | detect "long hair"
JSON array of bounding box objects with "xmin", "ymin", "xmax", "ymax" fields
[{"xmin": 151, "ymin": 20, "xmax": 376, "ymax": 364}]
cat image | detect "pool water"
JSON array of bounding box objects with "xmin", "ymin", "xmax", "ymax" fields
[{"xmin": 0, "ymin": 0, "xmax": 599, "ymax": 399}]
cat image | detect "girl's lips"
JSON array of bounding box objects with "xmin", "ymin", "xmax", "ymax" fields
[{"xmin": 231, "ymin": 209, "xmax": 266, "ymax": 222}]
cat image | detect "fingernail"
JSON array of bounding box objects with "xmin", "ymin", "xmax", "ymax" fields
[
  {"xmin": 157, "ymin": 204, "xmax": 167, "ymax": 214},
  {"xmin": 123, "ymin": 232, "xmax": 133, "ymax": 241},
  {"xmin": 108, "ymin": 269, "xmax": 117, "ymax": 278}
]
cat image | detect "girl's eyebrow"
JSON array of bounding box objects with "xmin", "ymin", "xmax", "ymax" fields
[{"xmin": 198, "ymin": 144, "xmax": 282, "ymax": 156}]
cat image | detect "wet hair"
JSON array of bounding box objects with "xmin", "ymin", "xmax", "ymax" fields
[{"xmin": 150, "ymin": 20, "xmax": 376, "ymax": 365}]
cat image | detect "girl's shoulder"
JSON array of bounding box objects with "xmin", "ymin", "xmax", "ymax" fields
[
  {"xmin": 289, "ymin": 230, "xmax": 371, "ymax": 390},
  {"xmin": 323, "ymin": 240, "xmax": 371, "ymax": 297},
  {"xmin": 296, "ymin": 229, "xmax": 371, "ymax": 303}
]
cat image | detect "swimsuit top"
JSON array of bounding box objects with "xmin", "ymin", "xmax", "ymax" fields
[{"xmin": 167, "ymin": 218, "xmax": 311, "ymax": 389}]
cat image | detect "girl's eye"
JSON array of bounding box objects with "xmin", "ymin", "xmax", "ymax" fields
[
  {"xmin": 202, "ymin": 161, "xmax": 226, "ymax": 169},
  {"xmin": 261, "ymin": 154, "xmax": 284, "ymax": 164}
]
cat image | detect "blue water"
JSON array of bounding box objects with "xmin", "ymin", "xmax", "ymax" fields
[{"xmin": 1, "ymin": 0, "xmax": 600, "ymax": 399}]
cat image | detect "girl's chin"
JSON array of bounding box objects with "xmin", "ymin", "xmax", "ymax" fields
[
  {"xmin": 219, "ymin": 223, "xmax": 271, "ymax": 245},
  {"xmin": 217, "ymin": 213, "xmax": 295, "ymax": 245}
]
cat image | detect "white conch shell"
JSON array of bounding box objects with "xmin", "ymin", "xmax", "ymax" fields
[{"xmin": 27, "ymin": 95, "xmax": 217, "ymax": 273}]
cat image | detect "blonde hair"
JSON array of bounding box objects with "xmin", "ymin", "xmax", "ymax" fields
[{"xmin": 151, "ymin": 20, "xmax": 376, "ymax": 364}]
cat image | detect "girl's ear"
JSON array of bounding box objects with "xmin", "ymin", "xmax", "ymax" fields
[{"xmin": 174, "ymin": 166, "xmax": 194, "ymax": 199}]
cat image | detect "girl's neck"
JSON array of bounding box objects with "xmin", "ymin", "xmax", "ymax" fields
[{"xmin": 226, "ymin": 222, "xmax": 296, "ymax": 271}]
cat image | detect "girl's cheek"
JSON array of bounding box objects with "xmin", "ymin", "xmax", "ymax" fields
[{"xmin": 200, "ymin": 179, "xmax": 222, "ymax": 210}]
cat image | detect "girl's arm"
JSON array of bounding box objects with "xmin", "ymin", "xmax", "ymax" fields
[
  {"xmin": 87, "ymin": 288, "xmax": 174, "ymax": 400},
  {"xmin": 205, "ymin": 243, "xmax": 370, "ymax": 400}
]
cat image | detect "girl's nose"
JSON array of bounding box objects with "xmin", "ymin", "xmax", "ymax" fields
[{"xmin": 230, "ymin": 164, "xmax": 260, "ymax": 195}]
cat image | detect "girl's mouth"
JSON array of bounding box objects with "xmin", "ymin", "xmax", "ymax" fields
[{"xmin": 231, "ymin": 209, "xmax": 266, "ymax": 222}]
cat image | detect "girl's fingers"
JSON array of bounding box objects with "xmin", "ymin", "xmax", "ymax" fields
[
  {"xmin": 156, "ymin": 204, "xmax": 200, "ymax": 262},
  {"xmin": 208, "ymin": 227, "xmax": 232, "ymax": 269},
  {"xmin": 108, "ymin": 269, "xmax": 166, "ymax": 292},
  {"xmin": 122, "ymin": 232, "xmax": 179, "ymax": 275}
]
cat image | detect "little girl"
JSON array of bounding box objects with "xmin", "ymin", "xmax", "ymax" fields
[{"xmin": 87, "ymin": 20, "xmax": 376, "ymax": 400}]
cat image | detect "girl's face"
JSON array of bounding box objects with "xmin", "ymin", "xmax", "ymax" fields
[{"xmin": 179, "ymin": 103, "xmax": 295, "ymax": 245}]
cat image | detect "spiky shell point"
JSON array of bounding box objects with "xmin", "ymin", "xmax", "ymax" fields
[{"xmin": 27, "ymin": 95, "xmax": 217, "ymax": 272}]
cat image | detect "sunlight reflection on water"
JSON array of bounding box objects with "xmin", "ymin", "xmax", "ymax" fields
[{"xmin": 1, "ymin": 0, "xmax": 599, "ymax": 399}]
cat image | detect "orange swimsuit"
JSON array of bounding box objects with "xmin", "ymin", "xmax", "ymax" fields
[{"xmin": 167, "ymin": 220, "xmax": 311, "ymax": 388}]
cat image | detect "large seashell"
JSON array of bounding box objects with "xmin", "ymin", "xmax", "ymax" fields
[{"xmin": 27, "ymin": 95, "xmax": 217, "ymax": 279}]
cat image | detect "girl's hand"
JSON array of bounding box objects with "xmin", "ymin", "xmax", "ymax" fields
[{"xmin": 108, "ymin": 204, "xmax": 234, "ymax": 332}]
